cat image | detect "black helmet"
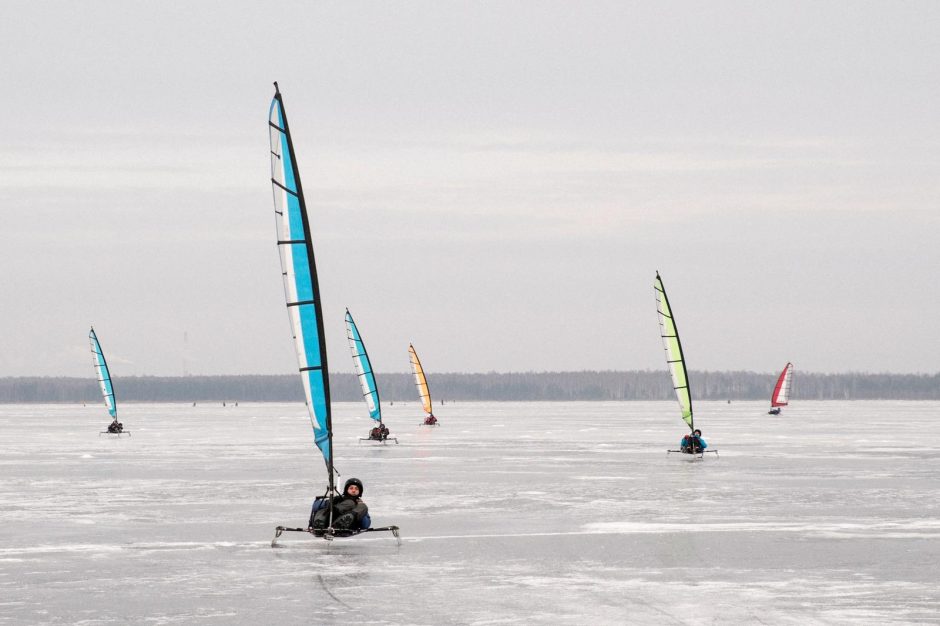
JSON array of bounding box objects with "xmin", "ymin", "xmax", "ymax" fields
[
  {"xmin": 343, "ymin": 477, "xmax": 363, "ymax": 497},
  {"xmin": 693, "ymin": 429, "xmax": 702, "ymax": 436}
]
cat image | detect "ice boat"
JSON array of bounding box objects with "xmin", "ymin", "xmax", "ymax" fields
[
  {"xmin": 409, "ymin": 344, "xmax": 438, "ymax": 425},
  {"xmin": 768, "ymin": 362, "xmax": 793, "ymax": 415},
  {"xmin": 654, "ymin": 273, "xmax": 716, "ymax": 459},
  {"xmin": 346, "ymin": 309, "xmax": 397, "ymax": 444},
  {"xmin": 266, "ymin": 83, "xmax": 399, "ymax": 544},
  {"xmin": 89, "ymin": 327, "xmax": 130, "ymax": 436}
]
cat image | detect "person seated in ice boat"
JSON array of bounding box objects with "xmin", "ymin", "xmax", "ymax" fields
[
  {"xmin": 368, "ymin": 424, "xmax": 390, "ymax": 441},
  {"xmin": 308, "ymin": 478, "xmax": 371, "ymax": 532},
  {"xmin": 424, "ymin": 414, "xmax": 438, "ymax": 425},
  {"xmin": 679, "ymin": 429, "xmax": 707, "ymax": 453},
  {"xmin": 107, "ymin": 420, "xmax": 123, "ymax": 433},
  {"xmin": 768, "ymin": 407, "xmax": 781, "ymax": 415}
]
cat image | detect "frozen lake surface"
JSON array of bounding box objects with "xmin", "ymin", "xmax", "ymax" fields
[{"xmin": 1, "ymin": 401, "xmax": 938, "ymax": 624}]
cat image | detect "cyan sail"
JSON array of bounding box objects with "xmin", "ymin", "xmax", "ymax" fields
[
  {"xmin": 268, "ymin": 83, "xmax": 333, "ymax": 472},
  {"xmin": 88, "ymin": 327, "xmax": 117, "ymax": 419},
  {"xmin": 654, "ymin": 272, "xmax": 693, "ymax": 431},
  {"xmin": 345, "ymin": 310, "xmax": 382, "ymax": 422}
]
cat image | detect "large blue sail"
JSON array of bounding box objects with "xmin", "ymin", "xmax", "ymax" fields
[
  {"xmin": 268, "ymin": 83, "xmax": 333, "ymax": 475},
  {"xmin": 345, "ymin": 309, "xmax": 382, "ymax": 422},
  {"xmin": 88, "ymin": 327, "xmax": 117, "ymax": 419}
]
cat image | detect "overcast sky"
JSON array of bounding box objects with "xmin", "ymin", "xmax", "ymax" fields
[{"xmin": 1, "ymin": 1, "xmax": 938, "ymax": 378}]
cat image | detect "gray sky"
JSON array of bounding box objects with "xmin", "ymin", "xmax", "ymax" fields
[{"xmin": 1, "ymin": 1, "xmax": 938, "ymax": 377}]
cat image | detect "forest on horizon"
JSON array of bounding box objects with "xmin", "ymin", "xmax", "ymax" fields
[{"xmin": 1, "ymin": 370, "xmax": 938, "ymax": 403}]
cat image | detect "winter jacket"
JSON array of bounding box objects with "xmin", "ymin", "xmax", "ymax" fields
[
  {"xmin": 679, "ymin": 435, "xmax": 707, "ymax": 450},
  {"xmin": 310, "ymin": 496, "xmax": 371, "ymax": 529}
]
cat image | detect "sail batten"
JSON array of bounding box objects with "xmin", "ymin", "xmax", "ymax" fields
[
  {"xmin": 771, "ymin": 362, "xmax": 794, "ymax": 407},
  {"xmin": 408, "ymin": 344, "xmax": 433, "ymax": 417},
  {"xmin": 345, "ymin": 310, "xmax": 382, "ymax": 422},
  {"xmin": 88, "ymin": 327, "xmax": 116, "ymax": 419},
  {"xmin": 654, "ymin": 272, "xmax": 693, "ymax": 430},
  {"xmin": 269, "ymin": 83, "xmax": 333, "ymax": 475}
]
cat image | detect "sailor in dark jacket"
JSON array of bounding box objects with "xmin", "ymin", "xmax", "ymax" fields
[{"xmin": 309, "ymin": 478, "xmax": 371, "ymax": 531}]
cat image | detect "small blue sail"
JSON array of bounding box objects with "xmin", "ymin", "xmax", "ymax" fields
[
  {"xmin": 345, "ymin": 309, "xmax": 382, "ymax": 422},
  {"xmin": 88, "ymin": 327, "xmax": 117, "ymax": 419},
  {"xmin": 268, "ymin": 83, "xmax": 333, "ymax": 472}
]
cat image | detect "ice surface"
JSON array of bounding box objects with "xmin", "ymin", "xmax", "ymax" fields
[{"xmin": 1, "ymin": 401, "xmax": 938, "ymax": 624}]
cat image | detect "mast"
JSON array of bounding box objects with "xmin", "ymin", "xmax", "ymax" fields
[
  {"xmin": 408, "ymin": 344, "xmax": 433, "ymax": 417},
  {"xmin": 269, "ymin": 83, "xmax": 334, "ymax": 495},
  {"xmin": 654, "ymin": 272, "xmax": 694, "ymax": 432},
  {"xmin": 88, "ymin": 327, "xmax": 117, "ymax": 421},
  {"xmin": 345, "ymin": 309, "xmax": 382, "ymax": 423}
]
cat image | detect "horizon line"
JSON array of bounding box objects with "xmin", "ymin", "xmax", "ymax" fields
[{"xmin": 3, "ymin": 369, "xmax": 939, "ymax": 379}]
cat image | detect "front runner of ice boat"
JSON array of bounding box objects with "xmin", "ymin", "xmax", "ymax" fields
[
  {"xmin": 654, "ymin": 273, "xmax": 715, "ymax": 459},
  {"xmin": 409, "ymin": 344, "xmax": 438, "ymax": 425},
  {"xmin": 266, "ymin": 83, "xmax": 398, "ymax": 544},
  {"xmin": 346, "ymin": 310, "xmax": 397, "ymax": 444},
  {"xmin": 89, "ymin": 327, "xmax": 129, "ymax": 436},
  {"xmin": 768, "ymin": 362, "xmax": 793, "ymax": 415}
]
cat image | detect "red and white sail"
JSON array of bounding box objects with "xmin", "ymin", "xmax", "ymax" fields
[{"xmin": 770, "ymin": 362, "xmax": 794, "ymax": 407}]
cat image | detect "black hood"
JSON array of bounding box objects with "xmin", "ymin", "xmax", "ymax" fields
[{"xmin": 343, "ymin": 477, "xmax": 363, "ymax": 497}]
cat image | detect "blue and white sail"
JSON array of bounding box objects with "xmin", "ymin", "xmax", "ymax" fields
[
  {"xmin": 345, "ymin": 309, "xmax": 382, "ymax": 422},
  {"xmin": 88, "ymin": 327, "xmax": 117, "ymax": 420},
  {"xmin": 268, "ymin": 83, "xmax": 333, "ymax": 474}
]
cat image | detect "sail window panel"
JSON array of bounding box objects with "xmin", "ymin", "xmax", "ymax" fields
[
  {"xmin": 269, "ymin": 140, "xmax": 284, "ymax": 181},
  {"xmin": 272, "ymin": 185, "xmax": 288, "ymax": 216},
  {"xmin": 278, "ymin": 249, "xmax": 299, "ymax": 302}
]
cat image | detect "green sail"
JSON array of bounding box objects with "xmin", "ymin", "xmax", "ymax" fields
[{"xmin": 654, "ymin": 272, "xmax": 693, "ymax": 430}]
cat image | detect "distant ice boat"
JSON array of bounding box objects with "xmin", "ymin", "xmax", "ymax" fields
[
  {"xmin": 346, "ymin": 309, "xmax": 397, "ymax": 444},
  {"xmin": 654, "ymin": 273, "xmax": 715, "ymax": 460},
  {"xmin": 89, "ymin": 327, "xmax": 129, "ymax": 436},
  {"xmin": 409, "ymin": 344, "xmax": 438, "ymax": 426},
  {"xmin": 266, "ymin": 83, "xmax": 398, "ymax": 546},
  {"xmin": 768, "ymin": 362, "xmax": 794, "ymax": 415}
]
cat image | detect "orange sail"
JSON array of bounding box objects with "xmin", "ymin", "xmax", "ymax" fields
[{"xmin": 408, "ymin": 344, "xmax": 433, "ymax": 417}]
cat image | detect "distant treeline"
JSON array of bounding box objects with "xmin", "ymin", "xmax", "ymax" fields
[{"xmin": 1, "ymin": 371, "xmax": 938, "ymax": 402}]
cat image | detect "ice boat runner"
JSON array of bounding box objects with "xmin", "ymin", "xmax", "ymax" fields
[
  {"xmin": 346, "ymin": 309, "xmax": 397, "ymax": 444},
  {"xmin": 89, "ymin": 327, "xmax": 129, "ymax": 436},
  {"xmin": 767, "ymin": 362, "xmax": 793, "ymax": 415},
  {"xmin": 409, "ymin": 344, "xmax": 438, "ymax": 425},
  {"xmin": 266, "ymin": 83, "xmax": 399, "ymax": 545},
  {"xmin": 654, "ymin": 273, "xmax": 716, "ymax": 459}
]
